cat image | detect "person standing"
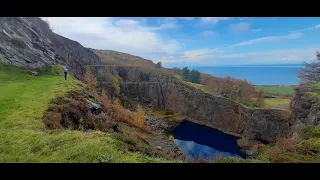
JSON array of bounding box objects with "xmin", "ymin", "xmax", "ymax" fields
[{"xmin": 62, "ymin": 64, "xmax": 68, "ymax": 80}]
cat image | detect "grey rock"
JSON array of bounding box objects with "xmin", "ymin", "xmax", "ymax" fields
[
  {"xmin": 30, "ymin": 71, "xmax": 40, "ymax": 76},
  {"xmin": 0, "ymin": 17, "xmax": 103, "ymax": 80},
  {"xmin": 118, "ymin": 69, "xmax": 291, "ymax": 143},
  {"xmin": 85, "ymin": 99, "xmax": 101, "ymax": 110},
  {"xmin": 156, "ymin": 146, "xmax": 162, "ymax": 150}
]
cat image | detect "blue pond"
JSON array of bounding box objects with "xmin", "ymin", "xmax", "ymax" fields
[{"xmin": 169, "ymin": 121, "xmax": 242, "ymax": 159}]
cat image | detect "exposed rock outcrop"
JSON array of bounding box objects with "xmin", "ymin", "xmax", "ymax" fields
[
  {"xmin": 289, "ymin": 85, "xmax": 320, "ymax": 140},
  {"xmin": 0, "ymin": 17, "xmax": 103, "ymax": 80},
  {"xmin": 113, "ymin": 67, "xmax": 291, "ymax": 143}
]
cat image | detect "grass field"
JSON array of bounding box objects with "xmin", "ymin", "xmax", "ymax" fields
[
  {"xmin": 264, "ymin": 98, "xmax": 291, "ymax": 109},
  {"xmin": 0, "ymin": 64, "xmax": 172, "ymax": 162},
  {"xmin": 182, "ymin": 81, "xmax": 213, "ymax": 95},
  {"xmin": 255, "ymin": 86, "xmax": 295, "ymax": 95}
]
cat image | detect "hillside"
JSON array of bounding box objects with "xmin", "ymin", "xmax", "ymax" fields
[{"xmin": 93, "ymin": 49, "xmax": 156, "ymax": 68}]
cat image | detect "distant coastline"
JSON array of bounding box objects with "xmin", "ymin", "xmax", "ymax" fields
[{"xmin": 189, "ymin": 64, "xmax": 303, "ymax": 86}]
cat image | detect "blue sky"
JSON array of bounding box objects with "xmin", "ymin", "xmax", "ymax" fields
[{"xmin": 45, "ymin": 17, "xmax": 320, "ymax": 67}]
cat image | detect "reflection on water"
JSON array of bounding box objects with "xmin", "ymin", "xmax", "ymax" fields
[{"xmin": 169, "ymin": 121, "xmax": 242, "ymax": 159}]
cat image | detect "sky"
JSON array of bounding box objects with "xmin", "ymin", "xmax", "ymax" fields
[{"xmin": 43, "ymin": 17, "xmax": 320, "ymax": 67}]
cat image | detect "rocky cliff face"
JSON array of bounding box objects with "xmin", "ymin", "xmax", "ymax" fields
[
  {"xmin": 0, "ymin": 17, "xmax": 103, "ymax": 79},
  {"xmin": 290, "ymin": 86, "xmax": 320, "ymax": 126},
  {"xmin": 289, "ymin": 86, "xmax": 320, "ymax": 140},
  {"xmin": 98, "ymin": 67, "xmax": 292, "ymax": 144}
]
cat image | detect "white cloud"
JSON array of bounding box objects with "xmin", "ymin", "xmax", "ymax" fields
[
  {"xmin": 149, "ymin": 23, "xmax": 177, "ymax": 30},
  {"xmin": 229, "ymin": 32, "xmax": 303, "ymax": 48},
  {"xmin": 180, "ymin": 17, "xmax": 195, "ymax": 20},
  {"xmin": 252, "ymin": 29, "xmax": 262, "ymax": 32},
  {"xmin": 200, "ymin": 17, "xmax": 232, "ymax": 25},
  {"xmin": 45, "ymin": 17, "xmax": 181, "ymax": 61},
  {"xmin": 314, "ymin": 24, "xmax": 320, "ymax": 29},
  {"xmin": 202, "ymin": 30, "xmax": 215, "ymax": 37},
  {"xmin": 159, "ymin": 47, "xmax": 320, "ymax": 65},
  {"xmin": 229, "ymin": 22, "xmax": 250, "ymax": 33}
]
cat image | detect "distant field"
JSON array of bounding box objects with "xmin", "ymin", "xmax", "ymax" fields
[
  {"xmin": 264, "ymin": 98, "xmax": 291, "ymax": 110},
  {"xmin": 255, "ymin": 86, "xmax": 295, "ymax": 95}
]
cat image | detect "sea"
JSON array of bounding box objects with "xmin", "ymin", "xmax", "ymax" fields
[{"xmin": 189, "ymin": 64, "xmax": 304, "ymax": 85}]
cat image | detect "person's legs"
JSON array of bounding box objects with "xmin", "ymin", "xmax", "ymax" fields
[{"xmin": 64, "ymin": 72, "xmax": 67, "ymax": 80}]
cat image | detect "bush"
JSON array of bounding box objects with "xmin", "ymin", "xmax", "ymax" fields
[
  {"xmin": 302, "ymin": 126, "xmax": 320, "ymax": 139},
  {"xmin": 112, "ymin": 98, "xmax": 132, "ymax": 123},
  {"xmin": 50, "ymin": 64, "xmax": 63, "ymax": 76},
  {"xmin": 133, "ymin": 105, "xmax": 145, "ymax": 127},
  {"xmin": 84, "ymin": 68, "xmax": 97, "ymax": 88},
  {"xmin": 98, "ymin": 89, "xmax": 112, "ymax": 113},
  {"xmin": 276, "ymin": 137, "xmax": 297, "ymax": 151},
  {"xmin": 297, "ymin": 138, "xmax": 320, "ymax": 155},
  {"xmin": 112, "ymin": 76, "xmax": 120, "ymax": 95},
  {"xmin": 43, "ymin": 112, "xmax": 62, "ymax": 129}
]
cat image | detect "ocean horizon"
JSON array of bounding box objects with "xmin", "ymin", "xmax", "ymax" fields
[{"xmin": 187, "ymin": 64, "xmax": 304, "ymax": 85}]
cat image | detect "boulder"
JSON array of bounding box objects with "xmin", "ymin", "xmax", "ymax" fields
[{"xmin": 29, "ymin": 71, "xmax": 40, "ymax": 76}]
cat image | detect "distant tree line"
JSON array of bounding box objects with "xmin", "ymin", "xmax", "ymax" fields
[{"xmin": 182, "ymin": 67, "xmax": 201, "ymax": 84}]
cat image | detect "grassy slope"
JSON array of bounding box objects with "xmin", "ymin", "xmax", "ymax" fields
[
  {"xmin": 0, "ymin": 64, "xmax": 172, "ymax": 162},
  {"xmin": 255, "ymin": 86, "xmax": 295, "ymax": 95}
]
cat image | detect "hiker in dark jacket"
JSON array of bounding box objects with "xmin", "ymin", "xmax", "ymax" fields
[{"xmin": 62, "ymin": 64, "xmax": 68, "ymax": 80}]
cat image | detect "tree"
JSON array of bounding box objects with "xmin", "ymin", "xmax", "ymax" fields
[
  {"xmin": 299, "ymin": 51, "xmax": 320, "ymax": 83},
  {"xmin": 156, "ymin": 61, "xmax": 162, "ymax": 68},
  {"xmin": 255, "ymin": 90, "xmax": 265, "ymax": 107},
  {"xmin": 133, "ymin": 105, "xmax": 145, "ymax": 127},
  {"xmin": 189, "ymin": 69, "xmax": 201, "ymax": 83},
  {"xmin": 182, "ymin": 67, "xmax": 190, "ymax": 81}
]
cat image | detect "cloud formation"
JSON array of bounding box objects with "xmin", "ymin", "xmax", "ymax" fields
[
  {"xmin": 180, "ymin": 17, "xmax": 195, "ymax": 20},
  {"xmin": 252, "ymin": 29, "xmax": 262, "ymax": 32},
  {"xmin": 160, "ymin": 47, "xmax": 319, "ymax": 66},
  {"xmin": 229, "ymin": 32, "xmax": 303, "ymax": 48},
  {"xmin": 229, "ymin": 22, "xmax": 250, "ymax": 33},
  {"xmin": 202, "ymin": 30, "xmax": 215, "ymax": 37},
  {"xmin": 200, "ymin": 17, "xmax": 232, "ymax": 25},
  {"xmin": 45, "ymin": 17, "xmax": 180, "ymax": 61}
]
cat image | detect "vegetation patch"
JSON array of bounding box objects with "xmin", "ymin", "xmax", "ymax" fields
[
  {"xmin": 0, "ymin": 63, "xmax": 173, "ymax": 162},
  {"xmin": 255, "ymin": 86, "xmax": 295, "ymax": 95},
  {"xmin": 264, "ymin": 98, "xmax": 291, "ymax": 109}
]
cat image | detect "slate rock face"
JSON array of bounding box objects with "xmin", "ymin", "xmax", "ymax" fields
[
  {"xmin": 116, "ymin": 67, "xmax": 291, "ymax": 143},
  {"xmin": 0, "ymin": 17, "xmax": 103, "ymax": 80}
]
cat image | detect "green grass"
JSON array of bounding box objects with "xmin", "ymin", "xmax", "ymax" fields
[
  {"xmin": 0, "ymin": 64, "xmax": 174, "ymax": 162},
  {"xmin": 264, "ymin": 98, "xmax": 291, "ymax": 109},
  {"xmin": 182, "ymin": 81, "xmax": 212, "ymax": 95},
  {"xmin": 255, "ymin": 86, "xmax": 295, "ymax": 95}
]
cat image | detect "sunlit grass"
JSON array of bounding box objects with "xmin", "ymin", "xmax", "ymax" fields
[
  {"xmin": 255, "ymin": 86, "xmax": 295, "ymax": 95},
  {"xmin": 0, "ymin": 64, "xmax": 174, "ymax": 162}
]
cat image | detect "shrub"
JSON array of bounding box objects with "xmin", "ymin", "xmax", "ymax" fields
[
  {"xmin": 98, "ymin": 89, "xmax": 112, "ymax": 113},
  {"xmin": 302, "ymin": 126, "xmax": 320, "ymax": 139},
  {"xmin": 276, "ymin": 137, "xmax": 297, "ymax": 151},
  {"xmin": 82, "ymin": 112, "xmax": 115, "ymax": 131},
  {"xmin": 112, "ymin": 98, "xmax": 131, "ymax": 123},
  {"xmin": 50, "ymin": 64, "xmax": 63, "ymax": 75},
  {"xmin": 43, "ymin": 112, "xmax": 62, "ymax": 129},
  {"xmin": 84, "ymin": 68, "xmax": 97, "ymax": 88},
  {"xmin": 112, "ymin": 76, "xmax": 120, "ymax": 95},
  {"xmin": 133, "ymin": 105, "xmax": 145, "ymax": 127}
]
